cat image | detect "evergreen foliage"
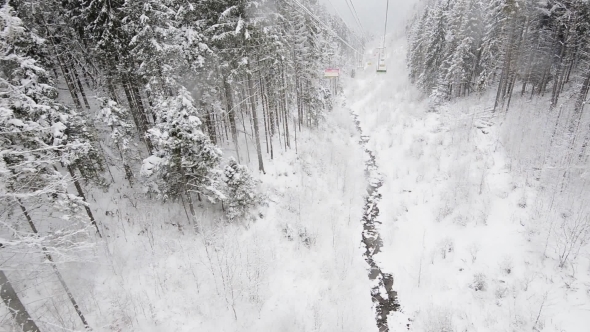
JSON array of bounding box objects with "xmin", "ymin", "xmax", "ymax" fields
[
  {"xmin": 223, "ymin": 157, "xmax": 258, "ymax": 221},
  {"xmin": 0, "ymin": 0, "xmax": 360, "ymax": 329},
  {"xmin": 407, "ymin": 0, "xmax": 590, "ymax": 110},
  {"xmin": 0, "ymin": 2, "xmax": 95, "ymax": 252}
]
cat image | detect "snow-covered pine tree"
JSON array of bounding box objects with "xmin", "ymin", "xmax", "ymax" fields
[
  {"xmin": 407, "ymin": 8, "xmax": 429, "ymax": 84},
  {"xmin": 438, "ymin": 0, "xmax": 468, "ymax": 98},
  {"xmin": 0, "ymin": 4, "xmax": 97, "ymax": 329},
  {"xmin": 418, "ymin": 0, "xmax": 448, "ymax": 96},
  {"xmin": 213, "ymin": 0, "xmax": 268, "ymax": 173},
  {"xmin": 99, "ymin": 97, "xmax": 136, "ymax": 185},
  {"xmin": 141, "ymin": 85, "xmax": 224, "ymax": 218},
  {"xmin": 443, "ymin": 0, "xmax": 482, "ymax": 97},
  {"xmin": 223, "ymin": 157, "xmax": 258, "ymax": 221},
  {"xmin": 69, "ymin": 0, "xmax": 156, "ymax": 153},
  {"xmin": 0, "ymin": 2, "xmax": 100, "ymax": 235}
]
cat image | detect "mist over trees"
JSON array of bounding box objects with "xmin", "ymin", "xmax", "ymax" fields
[
  {"xmin": 408, "ymin": 0, "xmax": 590, "ymax": 271},
  {"xmin": 407, "ymin": 0, "xmax": 590, "ymax": 188},
  {"xmin": 408, "ymin": 0, "xmax": 590, "ymax": 111}
]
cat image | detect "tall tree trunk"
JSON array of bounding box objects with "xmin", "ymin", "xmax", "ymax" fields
[
  {"xmin": 0, "ymin": 270, "xmax": 41, "ymax": 332},
  {"xmin": 575, "ymin": 69, "xmax": 590, "ymax": 113},
  {"xmin": 67, "ymin": 165, "xmax": 102, "ymax": 238},
  {"xmin": 239, "ymin": 102, "xmax": 252, "ymax": 163},
  {"xmin": 264, "ymin": 75, "xmax": 276, "ymax": 136},
  {"xmin": 505, "ymin": 73, "xmax": 518, "ymax": 113},
  {"xmin": 59, "ymin": 54, "xmax": 84, "ymax": 111},
  {"xmin": 68, "ymin": 55, "xmax": 91, "ymax": 109},
  {"xmin": 493, "ymin": 67, "xmax": 506, "ymax": 111},
  {"xmin": 495, "ymin": 15, "xmax": 520, "ymax": 111},
  {"xmin": 105, "ymin": 63, "xmax": 120, "ymax": 103},
  {"xmin": 551, "ymin": 24, "xmax": 568, "ymax": 108},
  {"xmin": 247, "ymin": 64, "xmax": 265, "ymax": 174},
  {"xmin": 281, "ymin": 63, "xmax": 290, "ymax": 149},
  {"xmin": 173, "ymin": 149, "xmax": 197, "ymax": 229},
  {"xmin": 222, "ymin": 112, "xmax": 230, "ymax": 142},
  {"xmin": 122, "ymin": 74, "xmax": 153, "ymax": 153},
  {"xmin": 293, "ymin": 117, "xmax": 298, "ymax": 154},
  {"xmin": 16, "ymin": 200, "xmax": 91, "ymax": 330},
  {"xmin": 55, "ymin": 54, "xmax": 83, "ymax": 110},
  {"xmin": 131, "ymin": 82, "xmax": 153, "ymax": 127},
  {"xmin": 204, "ymin": 108, "xmax": 217, "ymax": 145},
  {"xmin": 571, "ymin": 69, "xmax": 590, "ymax": 134},
  {"xmin": 259, "ymin": 72, "xmax": 270, "ymax": 154},
  {"xmin": 522, "ymin": 29, "xmax": 541, "ymax": 96},
  {"xmin": 38, "ymin": 17, "xmax": 83, "ymax": 111},
  {"xmin": 223, "ymin": 77, "xmax": 241, "ymax": 163}
]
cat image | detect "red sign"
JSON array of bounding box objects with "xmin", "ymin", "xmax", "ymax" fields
[{"xmin": 324, "ymin": 68, "xmax": 340, "ymax": 77}]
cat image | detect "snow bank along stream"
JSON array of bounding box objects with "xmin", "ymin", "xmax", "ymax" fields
[{"xmin": 352, "ymin": 111, "xmax": 400, "ymax": 332}]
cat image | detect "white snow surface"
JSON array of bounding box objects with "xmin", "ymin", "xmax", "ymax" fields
[
  {"xmin": 351, "ymin": 35, "xmax": 590, "ymax": 331},
  {"xmin": 30, "ymin": 89, "xmax": 376, "ymax": 331},
  {"xmin": 3, "ymin": 34, "xmax": 590, "ymax": 332}
]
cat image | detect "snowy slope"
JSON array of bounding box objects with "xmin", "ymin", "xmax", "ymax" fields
[
  {"xmin": 0, "ymin": 72, "xmax": 382, "ymax": 331},
  {"xmin": 4, "ymin": 29, "xmax": 590, "ymax": 332},
  {"xmin": 25, "ymin": 90, "xmax": 376, "ymax": 332},
  {"xmin": 349, "ymin": 35, "xmax": 590, "ymax": 331}
]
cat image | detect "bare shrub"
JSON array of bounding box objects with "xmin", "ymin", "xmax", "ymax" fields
[
  {"xmin": 437, "ymin": 204, "xmax": 453, "ymax": 222},
  {"xmin": 524, "ymin": 222, "xmax": 540, "ymax": 242},
  {"xmin": 518, "ymin": 194, "xmax": 527, "ymax": 209},
  {"xmin": 453, "ymin": 214, "xmax": 468, "ymax": 227},
  {"xmin": 499, "ymin": 256, "xmax": 514, "ymax": 275},
  {"xmin": 470, "ymin": 273, "xmax": 487, "ymax": 291},
  {"xmin": 468, "ymin": 243, "xmax": 480, "ymax": 263},
  {"xmin": 477, "ymin": 198, "xmax": 490, "ymax": 225},
  {"xmin": 438, "ymin": 237, "xmax": 454, "ymax": 259},
  {"xmin": 494, "ymin": 286, "xmax": 508, "ymax": 300},
  {"xmin": 555, "ymin": 213, "xmax": 590, "ymax": 268},
  {"xmin": 422, "ymin": 307, "xmax": 455, "ymax": 332},
  {"xmin": 520, "ymin": 273, "xmax": 536, "ymax": 292}
]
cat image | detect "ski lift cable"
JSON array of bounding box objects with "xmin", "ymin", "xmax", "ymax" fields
[
  {"xmin": 326, "ymin": 0, "xmax": 365, "ymax": 46},
  {"xmin": 290, "ymin": 0, "xmax": 347, "ymax": 39},
  {"xmin": 348, "ymin": 0, "xmax": 364, "ymax": 31},
  {"xmin": 382, "ymin": 0, "xmax": 390, "ymax": 49},
  {"xmin": 326, "ymin": 0, "xmax": 355, "ymax": 35},
  {"xmin": 342, "ymin": 0, "xmax": 361, "ymax": 31},
  {"xmin": 289, "ymin": 0, "xmax": 359, "ymax": 53},
  {"xmin": 376, "ymin": 0, "xmax": 389, "ymax": 73},
  {"xmin": 346, "ymin": 0, "xmax": 366, "ymax": 38},
  {"xmin": 288, "ymin": 0, "xmax": 359, "ymax": 53}
]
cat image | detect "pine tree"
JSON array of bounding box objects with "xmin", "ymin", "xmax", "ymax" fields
[
  {"xmin": 223, "ymin": 157, "xmax": 258, "ymax": 221},
  {"xmin": 0, "ymin": 3, "xmax": 98, "ymax": 234},
  {"xmin": 100, "ymin": 97, "xmax": 136, "ymax": 184},
  {"xmin": 141, "ymin": 85, "xmax": 224, "ymax": 211},
  {"xmin": 1, "ymin": 4, "xmax": 95, "ymax": 329},
  {"xmin": 419, "ymin": 0, "xmax": 448, "ymax": 95}
]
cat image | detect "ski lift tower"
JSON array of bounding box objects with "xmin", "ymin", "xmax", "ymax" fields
[
  {"xmin": 377, "ymin": 0, "xmax": 389, "ymax": 73},
  {"xmin": 376, "ymin": 46, "xmax": 387, "ymax": 73},
  {"xmin": 358, "ymin": 47, "xmax": 365, "ymax": 69},
  {"xmin": 325, "ymin": 50, "xmax": 339, "ymax": 95}
]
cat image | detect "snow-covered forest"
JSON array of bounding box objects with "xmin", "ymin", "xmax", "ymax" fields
[
  {"xmin": 0, "ymin": 0, "xmax": 367, "ymax": 330},
  {"xmin": 2, "ymin": 0, "xmax": 590, "ymax": 330},
  {"xmin": 399, "ymin": 0, "xmax": 590, "ymax": 330}
]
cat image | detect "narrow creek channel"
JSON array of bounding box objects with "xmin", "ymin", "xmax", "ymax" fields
[{"xmin": 352, "ymin": 112, "xmax": 400, "ymax": 332}]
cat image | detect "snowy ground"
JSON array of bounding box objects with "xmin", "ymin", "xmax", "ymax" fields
[
  {"xmin": 0, "ymin": 83, "xmax": 383, "ymax": 331},
  {"xmin": 4, "ymin": 32, "xmax": 590, "ymax": 332},
  {"xmin": 79, "ymin": 103, "xmax": 380, "ymax": 331},
  {"xmin": 351, "ymin": 35, "xmax": 590, "ymax": 331}
]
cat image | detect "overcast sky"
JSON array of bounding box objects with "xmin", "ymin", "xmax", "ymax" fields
[{"xmin": 319, "ymin": 0, "xmax": 422, "ymax": 38}]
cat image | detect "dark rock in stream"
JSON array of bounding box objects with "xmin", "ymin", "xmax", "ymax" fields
[{"xmin": 352, "ymin": 112, "xmax": 400, "ymax": 332}]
